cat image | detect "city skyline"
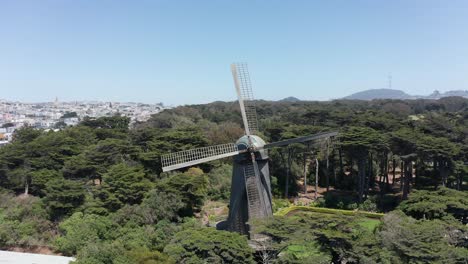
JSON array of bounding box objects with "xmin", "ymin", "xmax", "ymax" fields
[
  {"xmin": 1, "ymin": 1, "xmax": 468, "ymax": 105},
  {"xmin": 0, "ymin": 99, "xmax": 164, "ymax": 143}
]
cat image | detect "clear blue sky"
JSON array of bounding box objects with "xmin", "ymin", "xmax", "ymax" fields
[{"xmin": 1, "ymin": 0, "xmax": 467, "ymax": 105}]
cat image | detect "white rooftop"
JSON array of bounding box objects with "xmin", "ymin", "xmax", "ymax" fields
[{"xmin": 0, "ymin": 251, "xmax": 74, "ymax": 264}]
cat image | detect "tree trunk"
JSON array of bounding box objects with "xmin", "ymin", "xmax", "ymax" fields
[
  {"xmin": 315, "ymin": 158, "xmax": 319, "ymax": 200},
  {"xmin": 401, "ymin": 161, "xmax": 407, "ymax": 199},
  {"xmin": 414, "ymin": 159, "xmax": 419, "ymax": 188},
  {"xmin": 402, "ymin": 161, "xmax": 412, "ymax": 200},
  {"xmin": 332, "ymin": 149, "xmax": 337, "ymax": 188},
  {"xmin": 285, "ymin": 157, "xmax": 290, "ymax": 198},
  {"xmin": 457, "ymin": 173, "xmax": 462, "ymax": 191},
  {"xmin": 370, "ymin": 154, "xmax": 373, "ymax": 190},
  {"xmin": 24, "ymin": 180, "xmax": 29, "ymax": 195},
  {"xmin": 457, "ymin": 170, "xmax": 463, "ymax": 191},
  {"xmin": 378, "ymin": 152, "xmax": 388, "ymax": 207},
  {"xmin": 400, "ymin": 161, "xmax": 404, "ymax": 191},
  {"xmin": 392, "ymin": 158, "xmax": 396, "ymax": 186},
  {"xmin": 408, "ymin": 161, "xmax": 413, "ymax": 195},
  {"xmin": 303, "ymin": 152, "xmax": 307, "ymax": 195},
  {"xmin": 365, "ymin": 153, "xmax": 373, "ymax": 199},
  {"xmin": 326, "ymin": 142, "xmax": 330, "ymax": 192},
  {"xmin": 433, "ymin": 158, "xmax": 439, "ymax": 189},
  {"xmin": 440, "ymin": 159, "xmax": 449, "ymax": 187},
  {"xmin": 354, "ymin": 158, "xmax": 359, "ymax": 194},
  {"xmin": 357, "ymin": 157, "xmax": 366, "ymax": 203},
  {"xmin": 401, "ymin": 161, "xmax": 405, "ymax": 193},
  {"xmin": 384, "ymin": 153, "xmax": 389, "ymax": 190},
  {"xmin": 339, "ymin": 147, "xmax": 344, "ymax": 186},
  {"xmin": 378, "ymin": 153, "xmax": 383, "ymax": 184},
  {"xmin": 285, "ymin": 147, "xmax": 293, "ymax": 198},
  {"xmin": 379, "ymin": 153, "xmax": 386, "ymax": 195}
]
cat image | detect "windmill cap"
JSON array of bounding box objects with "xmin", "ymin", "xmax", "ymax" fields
[{"xmin": 236, "ymin": 135, "xmax": 266, "ymax": 150}]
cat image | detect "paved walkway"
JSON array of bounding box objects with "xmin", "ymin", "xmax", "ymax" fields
[{"xmin": 0, "ymin": 250, "xmax": 74, "ymax": 264}]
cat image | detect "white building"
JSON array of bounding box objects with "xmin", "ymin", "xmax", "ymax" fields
[{"xmin": 0, "ymin": 250, "xmax": 75, "ymax": 264}]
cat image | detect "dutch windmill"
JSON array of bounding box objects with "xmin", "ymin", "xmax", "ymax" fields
[{"xmin": 161, "ymin": 63, "xmax": 337, "ymax": 235}]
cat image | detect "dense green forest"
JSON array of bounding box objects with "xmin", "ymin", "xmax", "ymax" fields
[{"xmin": 0, "ymin": 97, "xmax": 467, "ymax": 263}]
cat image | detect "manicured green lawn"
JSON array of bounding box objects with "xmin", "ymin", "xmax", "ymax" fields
[
  {"xmin": 286, "ymin": 242, "xmax": 324, "ymax": 258},
  {"xmin": 357, "ymin": 218, "xmax": 381, "ymax": 232}
]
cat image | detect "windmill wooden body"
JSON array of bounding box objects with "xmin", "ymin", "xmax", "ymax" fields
[{"xmin": 161, "ymin": 63, "xmax": 337, "ymax": 235}]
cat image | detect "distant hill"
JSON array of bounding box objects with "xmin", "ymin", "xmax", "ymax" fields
[
  {"xmin": 344, "ymin": 89, "xmax": 468, "ymax": 100},
  {"xmin": 344, "ymin": 89, "xmax": 411, "ymax": 100},
  {"xmin": 424, "ymin": 90, "xmax": 468, "ymax": 99},
  {"xmin": 279, "ymin": 96, "xmax": 301, "ymax": 102}
]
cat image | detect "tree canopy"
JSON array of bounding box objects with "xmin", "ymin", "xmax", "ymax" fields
[{"xmin": 0, "ymin": 98, "xmax": 466, "ymax": 263}]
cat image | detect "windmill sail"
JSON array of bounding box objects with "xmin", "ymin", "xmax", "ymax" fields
[
  {"xmin": 231, "ymin": 63, "xmax": 259, "ymax": 135},
  {"xmin": 264, "ymin": 131, "xmax": 338, "ymax": 149},
  {"xmin": 161, "ymin": 143, "xmax": 240, "ymax": 172}
]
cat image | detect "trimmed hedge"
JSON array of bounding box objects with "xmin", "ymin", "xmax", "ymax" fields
[{"xmin": 275, "ymin": 205, "xmax": 384, "ymax": 219}]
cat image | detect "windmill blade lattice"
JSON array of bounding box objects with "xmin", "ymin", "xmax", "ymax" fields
[
  {"xmin": 264, "ymin": 131, "xmax": 338, "ymax": 149},
  {"xmin": 231, "ymin": 63, "xmax": 259, "ymax": 135},
  {"xmin": 161, "ymin": 143, "xmax": 240, "ymax": 172}
]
